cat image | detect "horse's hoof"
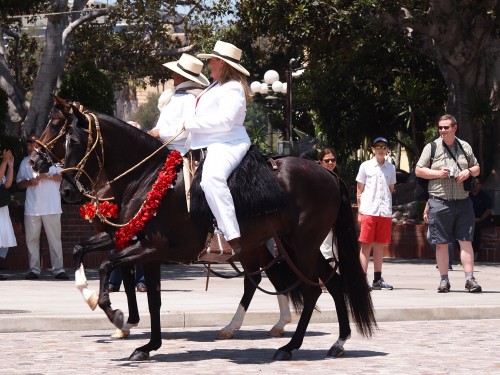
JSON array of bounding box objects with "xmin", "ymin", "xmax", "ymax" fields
[
  {"xmin": 327, "ymin": 345, "xmax": 345, "ymax": 357},
  {"xmin": 267, "ymin": 327, "xmax": 285, "ymax": 337},
  {"xmin": 216, "ymin": 329, "xmax": 234, "ymax": 340},
  {"xmin": 272, "ymin": 349, "xmax": 292, "ymax": 361},
  {"xmin": 112, "ymin": 309, "xmax": 125, "ymax": 329},
  {"xmin": 129, "ymin": 349, "xmax": 149, "ymax": 361},
  {"xmin": 86, "ymin": 291, "xmax": 98, "ymax": 311},
  {"xmin": 111, "ymin": 328, "xmax": 130, "ymax": 339}
]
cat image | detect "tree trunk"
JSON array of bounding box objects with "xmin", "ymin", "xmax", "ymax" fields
[
  {"xmin": 23, "ymin": 8, "xmax": 69, "ymax": 137},
  {"xmin": 0, "ymin": 36, "xmax": 29, "ymax": 137}
]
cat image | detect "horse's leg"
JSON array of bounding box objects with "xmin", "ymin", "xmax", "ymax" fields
[
  {"xmin": 217, "ymin": 272, "xmax": 261, "ymax": 339},
  {"xmin": 273, "ymin": 284, "xmax": 322, "ymax": 360},
  {"xmin": 265, "ymin": 261, "xmax": 292, "ymax": 337},
  {"xmin": 129, "ymin": 261, "xmax": 162, "ymax": 361},
  {"xmin": 324, "ymin": 271, "xmax": 351, "ymax": 357},
  {"xmin": 73, "ymin": 232, "xmax": 114, "ymax": 270},
  {"xmin": 73, "ymin": 232, "xmax": 114, "ymax": 310},
  {"xmin": 109, "ymin": 264, "xmax": 141, "ymax": 339},
  {"xmin": 95, "ymin": 242, "xmax": 146, "ymax": 332}
]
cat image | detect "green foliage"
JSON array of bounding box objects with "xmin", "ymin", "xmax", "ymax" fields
[
  {"xmin": 67, "ymin": 1, "xmax": 232, "ymax": 90},
  {"xmin": 59, "ymin": 61, "xmax": 115, "ymax": 115},
  {"xmin": 131, "ymin": 92, "xmax": 160, "ymax": 132},
  {"xmin": 229, "ymin": 0, "xmax": 448, "ymax": 163},
  {"xmin": 337, "ymin": 157, "xmax": 363, "ymax": 202}
]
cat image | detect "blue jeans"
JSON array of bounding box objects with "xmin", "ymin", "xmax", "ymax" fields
[{"xmin": 109, "ymin": 264, "xmax": 145, "ymax": 291}]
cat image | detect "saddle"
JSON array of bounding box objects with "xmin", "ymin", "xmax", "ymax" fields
[{"xmin": 186, "ymin": 146, "xmax": 286, "ymax": 264}]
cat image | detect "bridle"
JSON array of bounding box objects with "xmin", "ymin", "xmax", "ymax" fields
[
  {"xmin": 49, "ymin": 103, "xmax": 183, "ymax": 227},
  {"xmin": 33, "ymin": 107, "xmax": 73, "ymax": 168}
]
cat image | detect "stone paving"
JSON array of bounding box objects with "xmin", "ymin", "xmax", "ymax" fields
[
  {"xmin": 2, "ymin": 319, "xmax": 500, "ymax": 374},
  {"xmin": 0, "ymin": 259, "xmax": 499, "ymax": 374}
]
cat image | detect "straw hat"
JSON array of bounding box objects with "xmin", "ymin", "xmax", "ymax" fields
[
  {"xmin": 197, "ymin": 41, "xmax": 250, "ymax": 76},
  {"xmin": 163, "ymin": 54, "xmax": 209, "ymax": 86}
]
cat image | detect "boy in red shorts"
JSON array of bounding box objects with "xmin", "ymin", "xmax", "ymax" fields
[{"xmin": 356, "ymin": 137, "xmax": 397, "ymax": 290}]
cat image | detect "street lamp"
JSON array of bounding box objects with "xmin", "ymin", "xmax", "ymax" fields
[
  {"xmin": 251, "ymin": 70, "xmax": 288, "ymax": 154},
  {"xmin": 250, "ymin": 61, "xmax": 304, "ymax": 155}
]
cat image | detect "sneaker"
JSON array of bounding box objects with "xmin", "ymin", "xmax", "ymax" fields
[
  {"xmin": 465, "ymin": 278, "xmax": 482, "ymax": 293},
  {"xmin": 25, "ymin": 271, "xmax": 39, "ymax": 280},
  {"xmin": 437, "ymin": 279, "xmax": 450, "ymax": 293},
  {"xmin": 55, "ymin": 272, "xmax": 69, "ymax": 280},
  {"xmin": 136, "ymin": 283, "xmax": 147, "ymax": 293},
  {"xmin": 372, "ymin": 278, "xmax": 393, "ymax": 290},
  {"xmin": 448, "ymin": 266, "xmax": 453, "ymax": 271},
  {"xmin": 108, "ymin": 284, "xmax": 119, "ymax": 293}
]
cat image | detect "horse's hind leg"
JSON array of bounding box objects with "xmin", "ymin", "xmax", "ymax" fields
[
  {"xmin": 265, "ymin": 261, "xmax": 291, "ymax": 337},
  {"xmin": 273, "ymin": 284, "xmax": 322, "ymax": 361},
  {"xmin": 217, "ymin": 272, "xmax": 261, "ymax": 339},
  {"xmin": 324, "ymin": 272, "xmax": 351, "ymax": 357}
]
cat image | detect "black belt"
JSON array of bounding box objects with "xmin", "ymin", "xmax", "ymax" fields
[{"xmin": 430, "ymin": 195, "xmax": 465, "ymax": 202}]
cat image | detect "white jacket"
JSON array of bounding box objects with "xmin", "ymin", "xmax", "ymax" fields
[{"xmin": 184, "ymin": 80, "xmax": 250, "ymax": 149}]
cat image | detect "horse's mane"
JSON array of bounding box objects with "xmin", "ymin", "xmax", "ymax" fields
[{"xmin": 190, "ymin": 146, "xmax": 288, "ymax": 223}]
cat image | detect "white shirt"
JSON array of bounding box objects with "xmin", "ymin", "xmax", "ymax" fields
[
  {"xmin": 356, "ymin": 157, "xmax": 396, "ymax": 217},
  {"xmin": 16, "ymin": 157, "xmax": 62, "ymax": 216},
  {"xmin": 151, "ymin": 81, "xmax": 203, "ymax": 155},
  {"xmin": 184, "ymin": 80, "xmax": 250, "ymax": 149}
]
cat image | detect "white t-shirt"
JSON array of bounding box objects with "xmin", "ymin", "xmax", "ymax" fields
[
  {"xmin": 16, "ymin": 157, "xmax": 62, "ymax": 216},
  {"xmin": 356, "ymin": 157, "xmax": 396, "ymax": 218}
]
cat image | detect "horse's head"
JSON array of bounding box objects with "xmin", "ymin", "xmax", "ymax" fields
[
  {"xmin": 31, "ymin": 95, "xmax": 74, "ymax": 174},
  {"xmin": 58, "ymin": 101, "xmax": 104, "ymax": 204}
]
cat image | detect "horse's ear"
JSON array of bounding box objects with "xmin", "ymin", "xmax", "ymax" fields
[{"xmin": 52, "ymin": 94, "xmax": 70, "ymax": 107}]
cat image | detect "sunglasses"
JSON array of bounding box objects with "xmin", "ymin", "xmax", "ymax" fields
[
  {"xmin": 438, "ymin": 125, "xmax": 451, "ymax": 130},
  {"xmin": 322, "ymin": 158, "xmax": 336, "ymax": 163},
  {"xmin": 373, "ymin": 145, "xmax": 387, "ymax": 150}
]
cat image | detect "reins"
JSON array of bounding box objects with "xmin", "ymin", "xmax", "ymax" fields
[{"xmin": 49, "ymin": 104, "xmax": 184, "ymax": 228}]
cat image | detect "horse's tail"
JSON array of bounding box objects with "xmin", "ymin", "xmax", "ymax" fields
[{"xmin": 336, "ymin": 178, "xmax": 377, "ymax": 337}]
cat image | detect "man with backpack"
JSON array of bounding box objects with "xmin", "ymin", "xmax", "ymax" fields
[{"xmin": 415, "ymin": 115, "xmax": 481, "ymax": 293}]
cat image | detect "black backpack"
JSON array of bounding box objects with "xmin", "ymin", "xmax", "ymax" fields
[{"xmin": 415, "ymin": 141, "xmax": 436, "ymax": 201}]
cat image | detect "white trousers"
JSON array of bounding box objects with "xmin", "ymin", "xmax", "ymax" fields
[
  {"xmin": 200, "ymin": 142, "xmax": 250, "ymax": 241},
  {"xmin": 25, "ymin": 214, "xmax": 65, "ymax": 275}
]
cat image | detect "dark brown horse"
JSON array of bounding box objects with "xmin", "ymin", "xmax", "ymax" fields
[
  {"xmin": 35, "ymin": 100, "xmax": 294, "ymax": 341},
  {"xmin": 33, "ymin": 96, "xmax": 376, "ymax": 361}
]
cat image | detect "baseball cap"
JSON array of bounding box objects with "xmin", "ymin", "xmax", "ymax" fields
[{"xmin": 372, "ymin": 137, "xmax": 389, "ymax": 146}]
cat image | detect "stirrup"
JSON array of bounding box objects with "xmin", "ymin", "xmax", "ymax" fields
[{"xmin": 197, "ymin": 228, "xmax": 235, "ymax": 263}]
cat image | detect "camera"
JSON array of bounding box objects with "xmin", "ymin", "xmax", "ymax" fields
[{"xmin": 448, "ymin": 166, "xmax": 456, "ymax": 178}]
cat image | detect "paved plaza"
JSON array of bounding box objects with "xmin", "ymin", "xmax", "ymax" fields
[{"xmin": 0, "ymin": 259, "xmax": 499, "ymax": 374}]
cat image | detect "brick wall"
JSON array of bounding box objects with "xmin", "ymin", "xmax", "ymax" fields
[
  {"xmin": 3, "ymin": 205, "xmax": 106, "ymax": 271},
  {"xmin": 3, "ymin": 205, "xmax": 499, "ymax": 271}
]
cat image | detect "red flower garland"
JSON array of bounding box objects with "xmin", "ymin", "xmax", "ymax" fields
[
  {"xmin": 80, "ymin": 201, "xmax": 119, "ymax": 222},
  {"xmin": 114, "ymin": 150, "xmax": 182, "ymax": 250}
]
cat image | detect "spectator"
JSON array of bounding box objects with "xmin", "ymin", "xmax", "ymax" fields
[
  {"xmin": 318, "ymin": 147, "xmax": 338, "ymax": 174},
  {"xmin": 469, "ymin": 177, "xmax": 493, "ymax": 261},
  {"xmin": 317, "ymin": 148, "xmax": 339, "ymax": 292},
  {"xmin": 356, "ymin": 136, "xmax": 396, "ymax": 290},
  {"xmin": 415, "ymin": 114, "xmax": 481, "ymax": 293},
  {"xmin": 108, "ymin": 264, "xmax": 146, "ymax": 293},
  {"xmin": 16, "ymin": 135, "xmax": 68, "ymax": 280},
  {"xmin": 0, "ymin": 149, "xmax": 16, "ymax": 280}
]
